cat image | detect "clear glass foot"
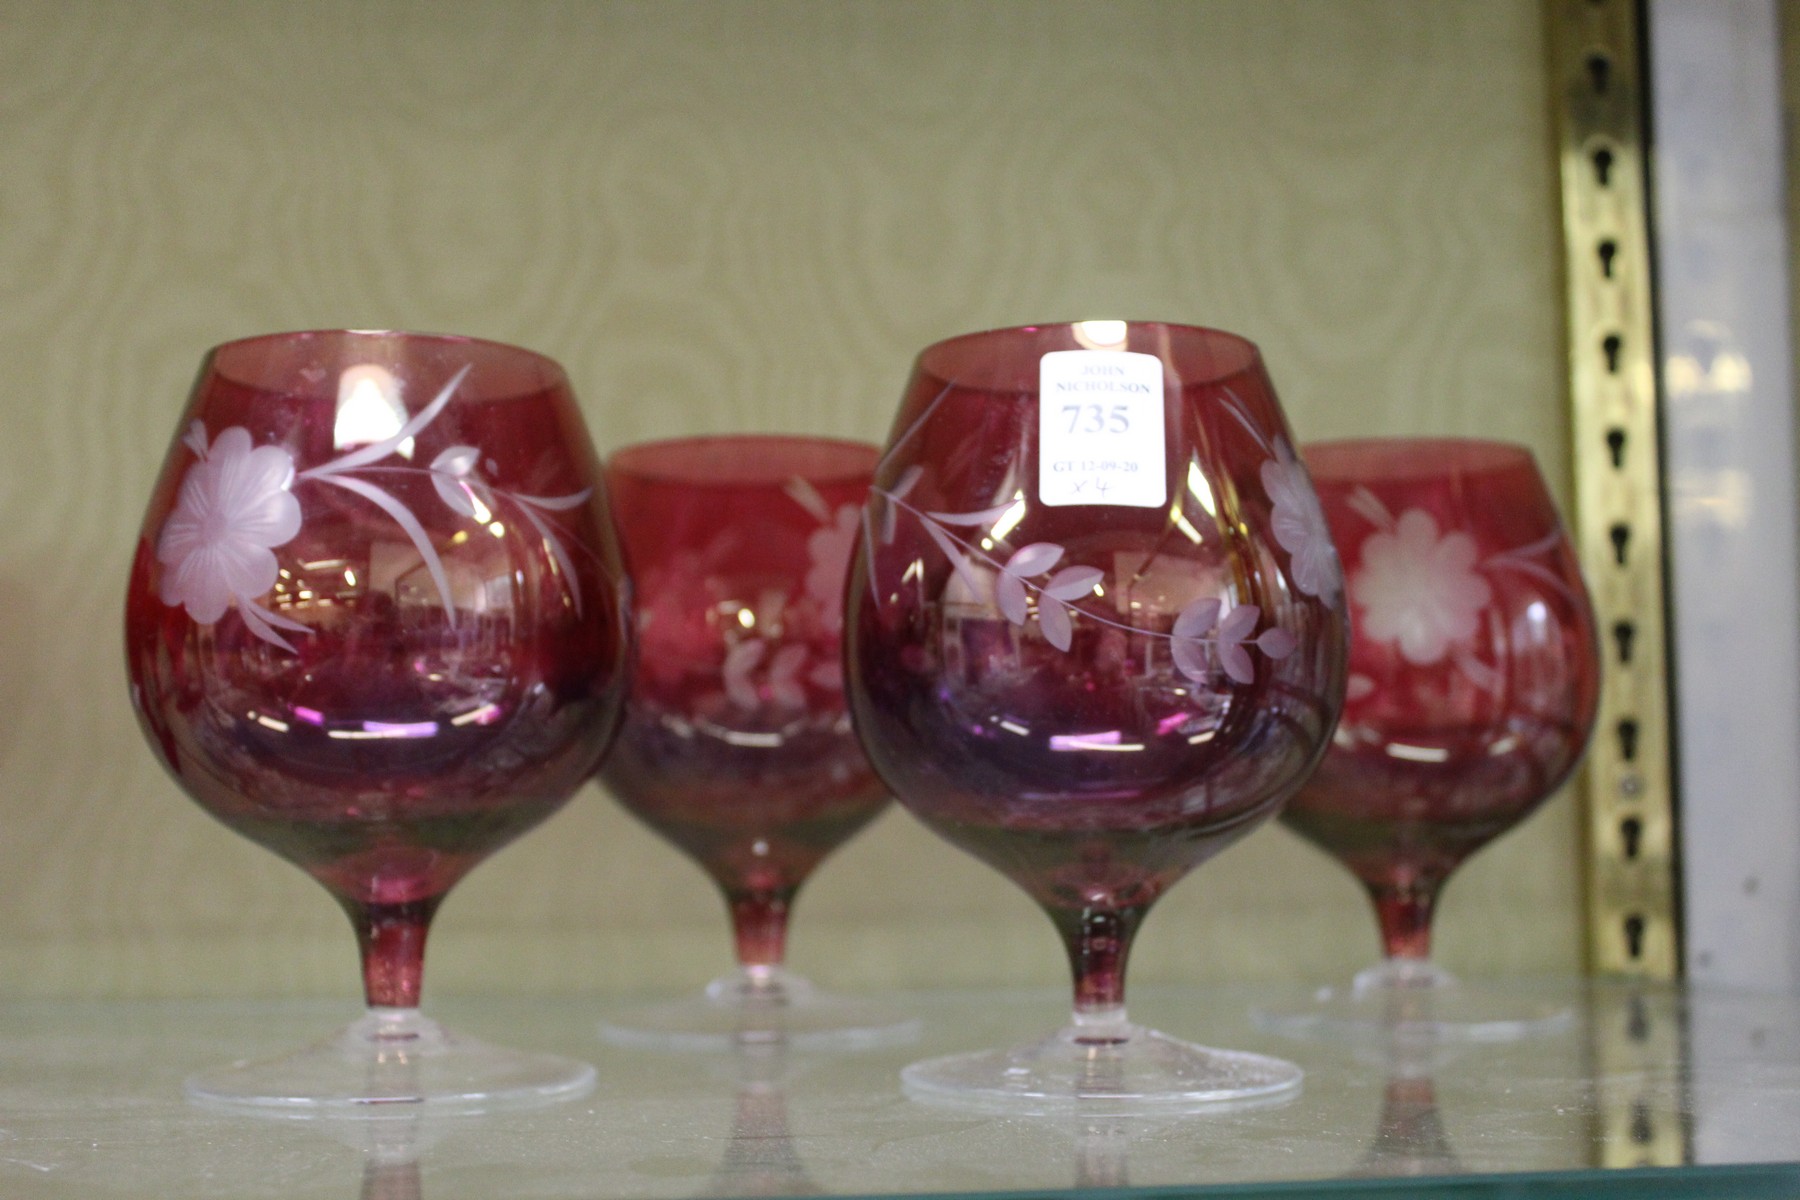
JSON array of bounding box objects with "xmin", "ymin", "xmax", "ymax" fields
[
  {"xmin": 1251, "ymin": 959, "xmax": 1574, "ymax": 1044},
  {"xmin": 900, "ymin": 1012, "xmax": 1302, "ymax": 1116},
  {"xmin": 598, "ymin": 965, "xmax": 921, "ymax": 1052},
  {"xmin": 185, "ymin": 1007, "xmax": 596, "ymax": 1115}
]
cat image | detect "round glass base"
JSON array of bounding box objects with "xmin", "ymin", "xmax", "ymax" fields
[
  {"xmin": 185, "ymin": 1008, "xmax": 597, "ymax": 1116},
  {"xmin": 598, "ymin": 966, "xmax": 921, "ymax": 1053},
  {"xmin": 1250, "ymin": 959, "xmax": 1575, "ymax": 1044},
  {"xmin": 901, "ymin": 1017, "xmax": 1303, "ymax": 1117}
]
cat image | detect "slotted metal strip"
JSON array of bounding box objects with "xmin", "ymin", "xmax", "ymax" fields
[
  {"xmin": 1546, "ymin": 0, "xmax": 1686, "ymax": 1172},
  {"xmin": 1547, "ymin": 0, "xmax": 1679, "ymax": 982}
]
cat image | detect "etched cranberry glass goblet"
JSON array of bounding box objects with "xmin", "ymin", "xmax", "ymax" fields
[
  {"xmin": 847, "ymin": 321, "xmax": 1347, "ymax": 1112},
  {"xmin": 124, "ymin": 330, "xmax": 630, "ymax": 1112},
  {"xmin": 1264, "ymin": 438, "xmax": 1599, "ymax": 1041},
  {"xmin": 597, "ymin": 435, "xmax": 916, "ymax": 1049}
]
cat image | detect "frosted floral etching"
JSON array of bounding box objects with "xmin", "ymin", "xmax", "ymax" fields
[
  {"xmin": 875, "ymin": 479, "xmax": 1293, "ymax": 684},
  {"xmin": 791, "ymin": 476, "xmax": 862, "ymax": 641},
  {"xmin": 654, "ymin": 477, "xmax": 859, "ymax": 716},
  {"xmin": 157, "ymin": 365, "xmax": 593, "ymax": 651},
  {"xmin": 1344, "ymin": 485, "xmax": 1584, "ymax": 687},
  {"xmin": 866, "ymin": 384, "xmax": 1326, "ymax": 686},
  {"xmin": 1260, "ymin": 438, "xmax": 1340, "ymax": 601},
  {"xmin": 158, "ymin": 426, "xmax": 307, "ymax": 650},
  {"xmin": 1349, "ymin": 503, "xmax": 1490, "ymax": 666},
  {"xmin": 1217, "ymin": 392, "xmax": 1340, "ymax": 603}
]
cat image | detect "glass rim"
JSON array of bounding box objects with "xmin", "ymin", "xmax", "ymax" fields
[
  {"xmin": 204, "ymin": 328, "xmax": 570, "ymax": 391},
  {"xmin": 913, "ymin": 320, "xmax": 1265, "ymax": 383},
  {"xmin": 206, "ymin": 326, "xmax": 561, "ymax": 359},
  {"xmin": 607, "ymin": 433, "xmax": 881, "ymax": 488}
]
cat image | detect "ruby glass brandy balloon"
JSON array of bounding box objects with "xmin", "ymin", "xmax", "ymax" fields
[
  {"xmin": 125, "ymin": 331, "xmax": 630, "ymax": 1111},
  {"xmin": 597, "ymin": 435, "xmax": 915, "ymax": 1048},
  {"xmin": 847, "ymin": 321, "xmax": 1347, "ymax": 1112},
  {"xmin": 1267, "ymin": 438, "xmax": 1599, "ymax": 1040}
]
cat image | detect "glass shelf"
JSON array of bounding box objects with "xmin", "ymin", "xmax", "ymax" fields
[{"xmin": 0, "ymin": 980, "xmax": 1795, "ymax": 1198}]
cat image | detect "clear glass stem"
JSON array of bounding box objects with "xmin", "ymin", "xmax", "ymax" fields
[
  {"xmin": 704, "ymin": 963, "xmax": 816, "ymax": 1008},
  {"xmin": 1366, "ymin": 880, "xmax": 1439, "ymax": 962},
  {"xmin": 1351, "ymin": 955, "xmax": 1459, "ymax": 996},
  {"xmin": 347, "ymin": 1007, "xmax": 455, "ymax": 1081},
  {"xmin": 345, "ymin": 897, "xmax": 442, "ymax": 1010},
  {"xmin": 1051, "ymin": 904, "xmax": 1146, "ymax": 1025},
  {"xmin": 1069, "ymin": 1002, "xmax": 1134, "ymax": 1047},
  {"xmin": 727, "ymin": 887, "xmax": 796, "ymax": 970}
]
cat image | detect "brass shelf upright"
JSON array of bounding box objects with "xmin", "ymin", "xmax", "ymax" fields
[
  {"xmin": 1547, "ymin": 0, "xmax": 1686, "ymax": 1171},
  {"xmin": 1547, "ymin": 0, "xmax": 1679, "ymax": 983}
]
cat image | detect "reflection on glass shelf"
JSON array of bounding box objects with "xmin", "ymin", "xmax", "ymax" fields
[
  {"xmin": 1352, "ymin": 1068, "xmax": 1459, "ymax": 1180},
  {"xmin": 0, "ymin": 983, "xmax": 1795, "ymax": 1198},
  {"xmin": 698, "ymin": 1045, "xmax": 821, "ymax": 1198}
]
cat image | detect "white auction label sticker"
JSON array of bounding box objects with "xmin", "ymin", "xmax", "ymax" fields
[{"xmin": 1037, "ymin": 350, "xmax": 1167, "ymax": 507}]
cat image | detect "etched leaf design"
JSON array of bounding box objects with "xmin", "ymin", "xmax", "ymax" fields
[
  {"xmin": 1347, "ymin": 484, "xmax": 1394, "ymax": 531},
  {"xmin": 881, "ymin": 471, "xmax": 1305, "ymax": 680},
  {"xmin": 1218, "ymin": 640, "xmax": 1255, "ymax": 685},
  {"xmin": 767, "ymin": 643, "xmax": 809, "ymax": 708},
  {"xmin": 996, "ymin": 572, "xmax": 1029, "ymax": 625},
  {"xmin": 891, "ymin": 464, "xmax": 924, "ymax": 500},
  {"xmin": 516, "ymin": 502, "xmax": 585, "ymax": 617},
  {"xmin": 923, "ymin": 520, "xmax": 984, "ymax": 598},
  {"xmin": 994, "ymin": 543, "xmax": 1065, "ymax": 625},
  {"xmin": 1217, "ymin": 603, "xmax": 1262, "ymax": 643},
  {"xmin": 722, "ymin": 640, "xmax": 766, "ymax": 709},
  {"xmin": 1453, "ymin": 647, "xmax": 1505, "ymax": 696},
  {"xmin": 433, "ymin": 445, "xmax": 479, "ymax": 477},
  {"xmin": 1257, "ymin": 627, "xmax": 1297, "ymax": 659},
  {"xmin": 431, "ymin": 445, "xmax": 483, "ymax": 517},
  {"xmin": 514, "ymin": 489, "xmax": 590, "ymax": 511},
  {"xmin": 1038, "ymin": 597, "xmax": 1073, "ymax": 650},
  {"xmin": 1043, "ymin": 565, "xmax": 1103, "ymax": 601},
  {"xmin": 1172, "ymin": 597, "xmax": 1223, "ymax": 640},
  {"xmin": 929, "ymin": 502, "xmax": 1021, "ymax": 527},
  {"xmin": 1004, "ymin": 542, "xmax": 1064, "ymax": 577},
  {"xmin": 1215, "ymin": 604, "xmax": 1263, "ymax": 685},
  {"xmin": 237, "ymin": 599, "xmax": 309, "ymax": 654},
  {"xmin": 860, "ymin": 505, "xmax": 880, "ymax": 573},
  {"xmin": 1170, "ymin": 595, "xmax": 1223, "ymax": 683},
  {"xmin": 783, "ymin": 476, "xmax": 832, "ymax": 523},
  {"xmin": 1171, "ymin": 637, "xmax": 1210, "ymax": 682},
  {"xmin": 880, "ymin": 465, "xmax": 924, "ymax": 543},
  {"xmin": 314, "ymin": 474, "xmax": 457, "ymax": 623}
]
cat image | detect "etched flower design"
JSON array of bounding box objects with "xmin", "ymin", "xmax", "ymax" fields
[
  {"xmin": 157, "ymin": 423, "xmax": 302, "ymax": 626},
  {"xmin": 804, "ymin": 504, "xmax": 862, "ymax": 635},
  {"xmin": 872, "ymin": 478, "xmax": 1295, "ymax": 678},
  {"xmin": 1351, "ymin": 508, "xmax": 1492, "ymax": 665},
  {"xmin": 157, "ymin": 364, "xmax": 594, "ymax": 651},
  {"xmin": 1260, "ymin": 437, "xmax": 1340, "ymax": 600},
  {"xmin": 683, "ymin": 493, "xmax": 865, "ymax": 717},
  {"xmin": 722, "ymin": 638, "xmax": 810, "ymax": 711}
]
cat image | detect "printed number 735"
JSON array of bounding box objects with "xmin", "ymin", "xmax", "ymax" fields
[{"xmin": 1063, "ymin": 403, "xmax": 1129, "ymax": 434}]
